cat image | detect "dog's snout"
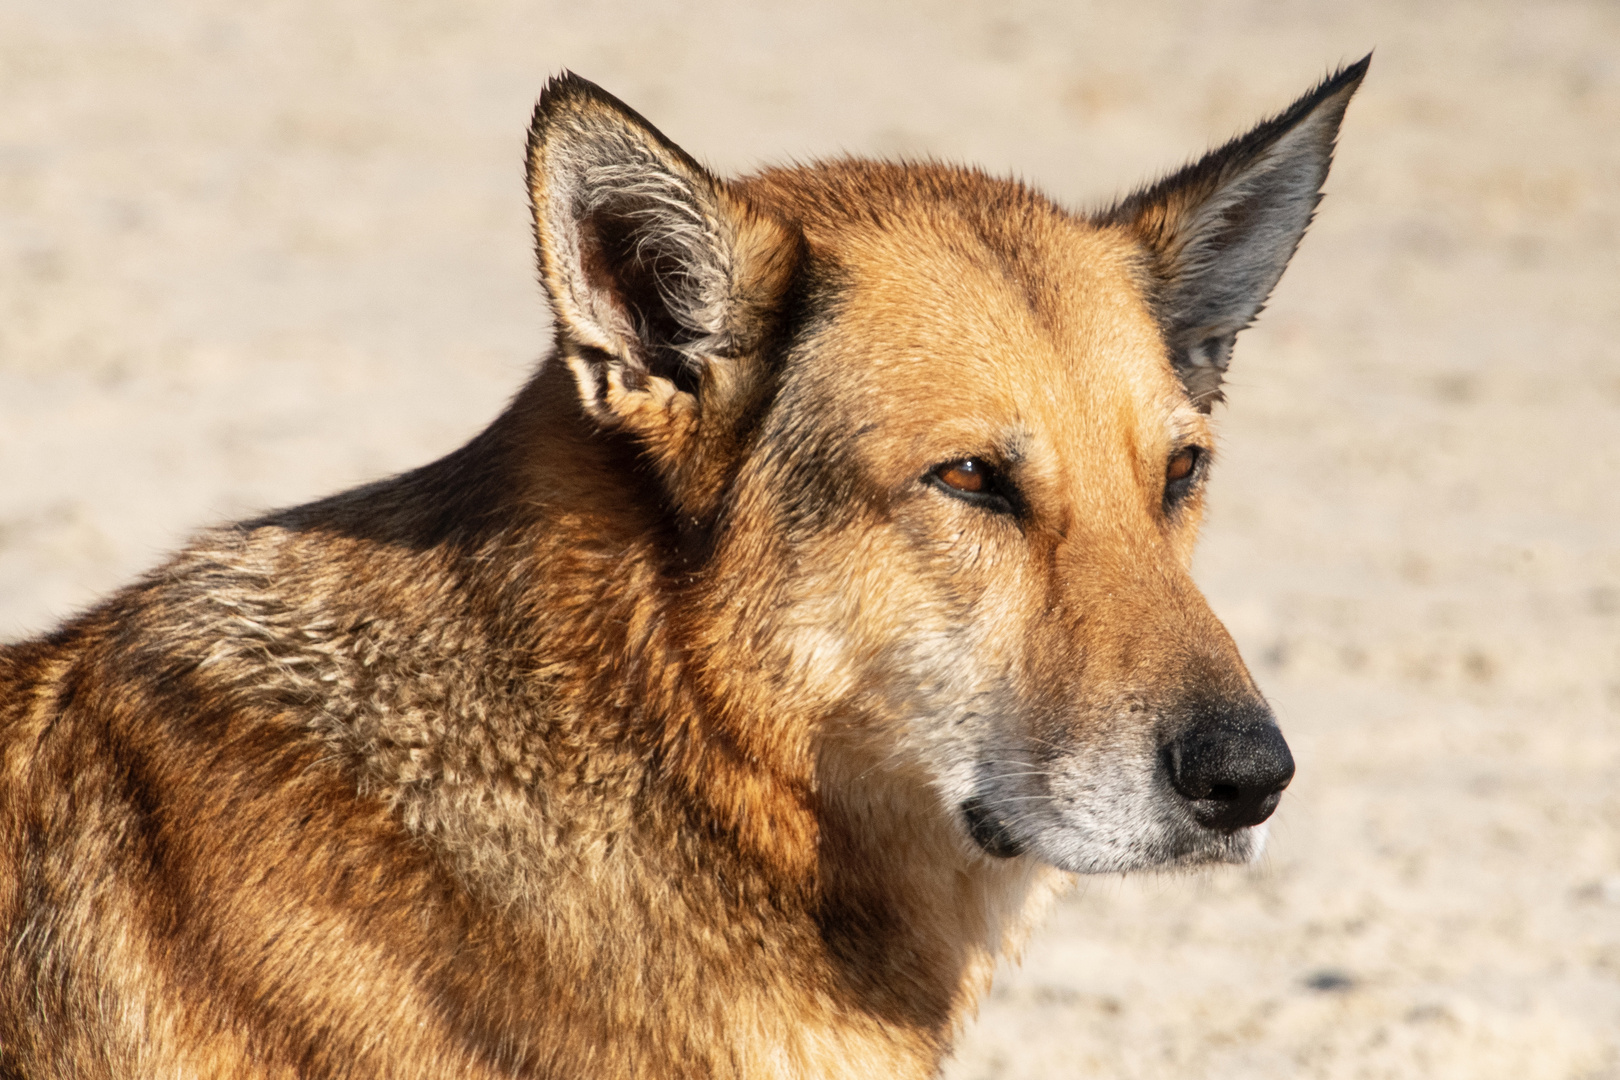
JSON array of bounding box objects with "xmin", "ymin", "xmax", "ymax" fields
[{"xmin": 1164, "ymin": 707, "xmax": 1294, "ymax": 832}]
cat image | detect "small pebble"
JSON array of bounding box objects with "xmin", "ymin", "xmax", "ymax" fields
[{"xmin": 1304, "ymin": 969, "xmax": 1356, "ymax": 993}]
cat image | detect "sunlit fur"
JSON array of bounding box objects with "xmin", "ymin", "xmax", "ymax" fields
[{"xmin": 0, "ymin": 64, "xmax": 1363, "ymax": 1078}]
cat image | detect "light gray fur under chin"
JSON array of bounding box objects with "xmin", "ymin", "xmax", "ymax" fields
[
  {"xmin": 1061, "ymin": 830, "xmax": 1265, "ymax": 875},
  {"xmin": 1018, "ymin": 801, "xmax": 1271, "ymax": 875}
]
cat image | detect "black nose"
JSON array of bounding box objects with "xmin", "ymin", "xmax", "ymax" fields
[{"xmin": 1164, "ymin": 707, "xmax": 1295, "ymax": 832}]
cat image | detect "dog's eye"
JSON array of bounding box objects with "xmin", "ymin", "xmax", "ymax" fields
[
  {"xmin": 926, "ymin": 458, "xmax": 1018, "ymax": 515},
  {"xmin": 1167, "ymin": 447, "xmax": 1199, "ymax": 483},
  {"xmin": 937, "ymin": 460, "xmax": 988, "ymax": 493},
  {"xmin": 1164, "ymin": 445, "xmax": 1205, "ymax": 508}
]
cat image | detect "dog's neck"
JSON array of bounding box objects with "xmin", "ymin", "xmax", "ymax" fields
[{"xmin": 267, "ymin": 356, "xmax": 1062, "ymax": 1068}]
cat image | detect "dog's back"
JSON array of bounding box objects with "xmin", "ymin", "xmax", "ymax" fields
[{"xmin": 0, "ymin": 472, "xmax": 502, "ymax": 1076}]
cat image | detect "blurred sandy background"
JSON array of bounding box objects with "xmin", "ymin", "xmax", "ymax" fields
[{"xmin": 2, "ymin": 1, "xmax": 1617, "ymax": 1076}]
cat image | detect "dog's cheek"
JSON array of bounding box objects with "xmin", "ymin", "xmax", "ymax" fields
[
  {"xmin": 1167, "ymin": 491, "xmax": 1208, "ymax": 568},
  {"xmin": 777, "ymin": 618, "xmax": 860, "ymax": 710},
  {"xmin": 765, "ymin": 522, "xmax": 959, "ymax": 717}
]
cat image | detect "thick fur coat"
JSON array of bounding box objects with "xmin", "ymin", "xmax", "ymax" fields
[{"xmin": 0, "ymin": 61, "xmax": 1364, "ymax": 1078}]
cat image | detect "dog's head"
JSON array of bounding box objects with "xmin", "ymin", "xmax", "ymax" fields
[{"xmin": 525, "ymin": 63, "xmax": 1365, "ymax": 874}]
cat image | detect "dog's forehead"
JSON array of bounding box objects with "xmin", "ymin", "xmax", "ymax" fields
[{"xmin": 766, "ymin": 166, "xmax": 1196, "ymax": 459}]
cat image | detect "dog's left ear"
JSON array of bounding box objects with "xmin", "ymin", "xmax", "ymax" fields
[
  {"xmin": 527, "ymin": 73, "xmax": 798, "ymax": 508},
  {"xmin": 1098, "ymin": 57, "xmax": 1369, "ymax": 409}
]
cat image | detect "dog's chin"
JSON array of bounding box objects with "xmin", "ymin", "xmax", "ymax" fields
[
  {"xmin": 1160, "ymin": 819, "xmax": 1270, "ymax": 870},
  {"xmin": 1051, "ymin": 824, "xmax": 1267, "ymax": 874},
  {"xmin": 965, "ymin": 806, "xmax": 1271, "ymax": 875}
]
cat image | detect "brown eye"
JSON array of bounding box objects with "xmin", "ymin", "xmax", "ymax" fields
[
  {"xmin": 926, "ymin": 458, "xmax": 1018, "ymax": 515},
  {"xmin": 937, "ymin": 459, "xmax": 987, "ymax": 493},
  {"xmin": 1167, "ymin": 447, "xmax": 1199, "ymax": 484}
]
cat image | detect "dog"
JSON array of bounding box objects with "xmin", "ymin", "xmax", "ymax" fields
[{"xmin": 0, "ymin": 58, "xmax": 1366, "ymax": 1078}]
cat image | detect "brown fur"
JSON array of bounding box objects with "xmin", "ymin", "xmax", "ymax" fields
[{"xmin": 0, "ymin": 61, "xmax": 1365, "ymax": 1079}]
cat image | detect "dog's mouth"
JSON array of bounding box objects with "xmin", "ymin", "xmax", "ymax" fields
[
  {"xmin": 956, "ymin": 753, "xmax": 1280, "ymax": 873},
  {"xmin": 960, "ymin": 796, "xmax": 1026, "ymax": 859}
]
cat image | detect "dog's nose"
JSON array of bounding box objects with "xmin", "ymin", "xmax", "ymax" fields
[{"xmin": 1163, "ymin": 708, "xmax": 1294, "ymax": 832}]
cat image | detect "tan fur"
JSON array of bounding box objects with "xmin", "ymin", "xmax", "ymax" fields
[{"xmin": 0, "ymin": 63, "xmax": 1364, "ymax": 1078}]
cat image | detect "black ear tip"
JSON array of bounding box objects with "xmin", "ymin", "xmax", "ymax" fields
[
  {"xmin": 527, "ymin": 72, "xmax": 629, "ymax": 172},
  {"xmin": 534, "ymin": 71, "xmax": 609, "ymax": 122},
  {"xmin": 1318, "ymin": 53, "xmax": 1373, "ymax": 101},
  {"xmin": 1267, "ymin": 54, "xmax": 1369, "ymax": 146},
  {"xmin": 543, "ymin": 70, "xmax": 601, "ymax": 98},
  {"xmin": 526, "ymin": 75, "xmax": 714, "ymax": 189}
]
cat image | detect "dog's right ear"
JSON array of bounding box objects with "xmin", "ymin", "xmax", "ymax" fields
[
  {"xmin": 527, "ymin": 74, "xmax": 797, "ymax": 491},
  {"xmin": 1097, "ymin": 57, "xmax": 1368, "ymax": 410}
]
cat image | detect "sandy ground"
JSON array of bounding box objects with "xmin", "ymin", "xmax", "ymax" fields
[{"xmin": 2, "ymin": 1, "xmax": 1617, "ymax": 1076}]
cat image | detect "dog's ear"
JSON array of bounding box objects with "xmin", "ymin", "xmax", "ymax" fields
[
  {"xmin": 526, "ymin": 73, "xmax": 797, "ymax": 492},
  {"xmin": 1098, "ymin": 57, "xmax": 1368, "ymax": 409}
]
